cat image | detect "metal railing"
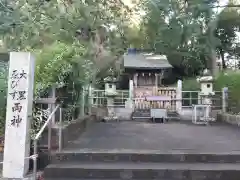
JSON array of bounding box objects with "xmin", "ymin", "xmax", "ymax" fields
[
  {"xmin": 32, "ymin": 104, "xmax": 62, "ymax": 180},
  {"xmin": 92, "ymin": 90, "xmax": 129, "ymax": 107},
  {"xmin": 182, "ymin": 91, "xmax": 200, "ymax": 108},
  {"xmin": 90, "ymin": 89, "xmax": 224, "ymax": 109},
  {"xmin": 182, "ymin": 90, "xmax": 222, "ymax": 109}
]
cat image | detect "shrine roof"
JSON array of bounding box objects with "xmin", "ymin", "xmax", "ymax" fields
[{"xmin": 123, "ymin": 53, "xmax": 172, "ymax": 69}]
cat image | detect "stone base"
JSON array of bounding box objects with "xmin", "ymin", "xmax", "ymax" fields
[
  {"xmin": 217, "ymin": 113, "xmax": 240, "ymax": 126},
  {"xmin": 1, "ymin": 171, "xmax": 43, "ymax": 180},
  {"xmin": 103, "ymin": 116, "xmax": 119, "ymax": 122},
  {"xmin": 125, "ymin": 99, "xmax": 134, "ymax": 109}
]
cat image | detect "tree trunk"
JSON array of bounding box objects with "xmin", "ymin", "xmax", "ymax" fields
[
  {"xmin": 209, "ymin": 48, "xmax": 218, "ymax": 77},
  {"xmin": 220, "ymin": 49, "xmax": 226, "ymax": 69}
]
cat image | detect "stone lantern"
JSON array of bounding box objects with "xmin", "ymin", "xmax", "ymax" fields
[
  {"xmin": 197, "ymin": 69, "xmax": 215, "ymax": 105},
  {"xmin": 104, "ymin": 76, "xmax": 117, "ymax": 97},
  {"xmin": 192, "ymin": 69, "xmax": 215, "ymax": 125},
  {"xmin": 104, "ymin": 76, "xmax": 118, "ymax": 121}
]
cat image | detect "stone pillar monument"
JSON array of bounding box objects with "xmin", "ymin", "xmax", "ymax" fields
[
  {"xmin": 125, "ymin": 79, "xmax": 134, "ymax": 110},
  {"xmin": 176, "ymin": 80, "xmax": 182, "ymax": 113},
  {"xmin": 3, "ymin": 52, "xmax": 35, "ymax": 178},
  {"xmin": 104, "ymin": 76, "xmax": 118, "ymax": 120},
  {"xmin": 80, "ymin": 85, "xmax": 86, "ymax": 117},
  {"xmin": 129, "ymin": 79, "xmax": 133, "ymax": 100},
  {"xmin": 88, "ymin": 84, "xmax": 93, "ymax": 113},
  {"xmin": 222, "ymin": 87, "xmax": 228, "ymax": 113},
  {"xmin": 133, "ymin": 73, "xmax": 138, "ymax": 87}
]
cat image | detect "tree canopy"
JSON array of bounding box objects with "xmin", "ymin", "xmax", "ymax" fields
[
  {"xmin": 0, "ymin": 0, "xmax": 135, "ymax": 91},
  {"xmin": 0, "ymin": 0, "xmax": 240, "ymax": 84},
  {"xmin": 215, "ymin": 1, "xmax": 240, "ymax": 68}
]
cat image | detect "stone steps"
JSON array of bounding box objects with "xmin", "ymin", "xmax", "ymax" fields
[
  {"xmin": 44, "ymin": 178, "xmax": 173, "ymax": 180},
  {"xmin": 43, "ymin": 120, "xmax": 240, "ymax": 180},
  {"xmin": 132, "ymin": 109, "xmax": 180, "ymax": 121},
  {"xmin": 132, "ymin": 109, "xmax": 151, "ymax": 121},
  {"xmin": 44, "ymin": 179, "xmax": 155, "ymax": 180},
  {"xmin": 132, "ymin": 110, "xmax": 151, "ymax": 118},
  {"xmin": 51, "ymin": 151, "xmax": 240, "ymax": 164},
  {"xmin": 43, "ymin": 150, "xmax": 240, "ymax": 180},
  {"xmin": 44, "ymin": 162, "xmax": 240, "ymax": 180},
  {"xmin": 45, "ymin": 179, "xmax": 175, "ymax": 180}
]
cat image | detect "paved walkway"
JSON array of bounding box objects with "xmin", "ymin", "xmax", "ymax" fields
[{"xmin": 66, "ymin": 121, "xmax": 240, "ymax": 153}]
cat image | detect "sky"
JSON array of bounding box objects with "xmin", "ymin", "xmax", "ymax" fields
[
  {"xmin": 218, "ymin": 0, "xmax": 229, "ymax": 12},
  {"xmin": 220, "ymin": 0, "xmax": 229, "ymax": 5}
]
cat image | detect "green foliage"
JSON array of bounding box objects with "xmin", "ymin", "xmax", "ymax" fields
[
  {"xmin": 215, "ymin": 3, "xmax": 240, "ymax": 68},
  {"xmin": 0, "ymin": 0, "xmax": 132, "ymax": 138},
  {"xmin": 129, "ymin": 0, "xmax": 240, "ymax": 76},
  {"xmin": 138, "ymin": 0, "xmax": 220, "ymax": 75},
  {"xmin": 182, "ymin": 78, "xmax": 200, "ymax": 91},
  {"xmin": 34, "ymin": 41, "xmax": 88, "ymax": 95},
  {"xmin": 215, "ymin": 71, "xmax": 240, "ymax": 113},
  {"xmin": 183, "ymin": 71, "xmax": 240, "ymax": 113},
  {"xmin": 182, "ymin": 78, "xmax": 200, "ymax": 106},
  {"xmin": 0, "ymin": 63, "xmax": 8, "ymax": 136},
  {"xmin": 0, "ymin": 0, "xmax": 130, "ymax": 78},
  {"xmin": 0, "ymin": 0, "xmax": 134, "ymax": 136}
]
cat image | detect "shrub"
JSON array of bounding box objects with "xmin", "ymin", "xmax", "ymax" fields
[
  {"xmin": 215, "ymin": 71, "xmax": 240, "ymax": 113},
  {"xmin": 182, "ymin": 78, "xmax": 200, "ymax": 106},
  {"xmin": 182, "ymin": 78, "xmax": 200, "ymax": 91},
  {"xmin": 0, "ymin": 64, "xmax": 8, "ymax": 136},
  {"xmin": 182, "ymin": 71, "xmax": 240, "ymax": 113}
]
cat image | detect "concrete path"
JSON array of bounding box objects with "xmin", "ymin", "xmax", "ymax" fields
[{"xmin": 65, "ymin": 121, "xmax": 240, "ymax": 153}]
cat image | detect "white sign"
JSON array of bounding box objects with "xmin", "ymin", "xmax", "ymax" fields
[{"xmin": 3, "ymin": 52, "xmax": 35, "ymax": 178}]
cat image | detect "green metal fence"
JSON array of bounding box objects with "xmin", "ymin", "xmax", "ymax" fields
[
  {"xmin": 182, "ymin": 90, "xmax": 222, "ymax": 109},
  {"xmin": 92, "ymin": 89, "xmax": 129, "ymax": 107},
  {"xmin": 91, "ymin": 89, "xmax": 223, "ymax": 109}
]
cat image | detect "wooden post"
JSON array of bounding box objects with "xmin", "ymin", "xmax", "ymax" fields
[
  {"xmin": 176, "ymin": 80, "xmax": 182, "ymax": 113},
  {"xmin": 51, "ymin": 85, "xmax": 56, "ymax": 124},
  {"xmin": 80, "ymin": 86, "xmax": 85, "ymax": 117},
  {"xmin": 88, "ymin": 84, "xmax": 93, "ymax": 114},
  {"xmin": 159, "ymin": 70, "xmax": 164, "ymax": 86},
  {"xmin": 222, "ymin": 87, "xmax": 228, "ymax": 113},
  {"xmin": 133, "ymin": 73, "xmax": 138, "ymax": 88},
  {"xmin": 155, "ymin": 73, "xmax": 158, "ymax": 87},
  {"xmin": 129, "ymin": 80, "xmax": 134, "ymax": 100}
]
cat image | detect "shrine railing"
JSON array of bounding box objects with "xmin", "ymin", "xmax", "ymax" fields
[
  {"xmin": 133, "ymin": 86, "xmax": 177, "ymax": 110},
  {"xmin": 113, "ymin": 90, "xmax": 129, "ymax": 106}
]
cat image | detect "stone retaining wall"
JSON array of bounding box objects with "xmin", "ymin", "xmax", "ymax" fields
[
  {"xmin": 30, "ymin": 107, "xmax": 107, "ymax": 171},
  {"xmin": 217, "ymin": 113, "xmax": 240, "ymax": 126},
  {"xmin": 47, "ymin": 106, "xmax": 108, "ymax": 149},
  {"xmin": 91, "ymin": 106, "xmax": 108, "ymax": 121},
  {"xmin": 114, "ymin": 107, "xmax": 132, "ymax": 120},
  {"xmin": 180, "ymin": 108, "xmax": 221, "ymax": 121}
]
